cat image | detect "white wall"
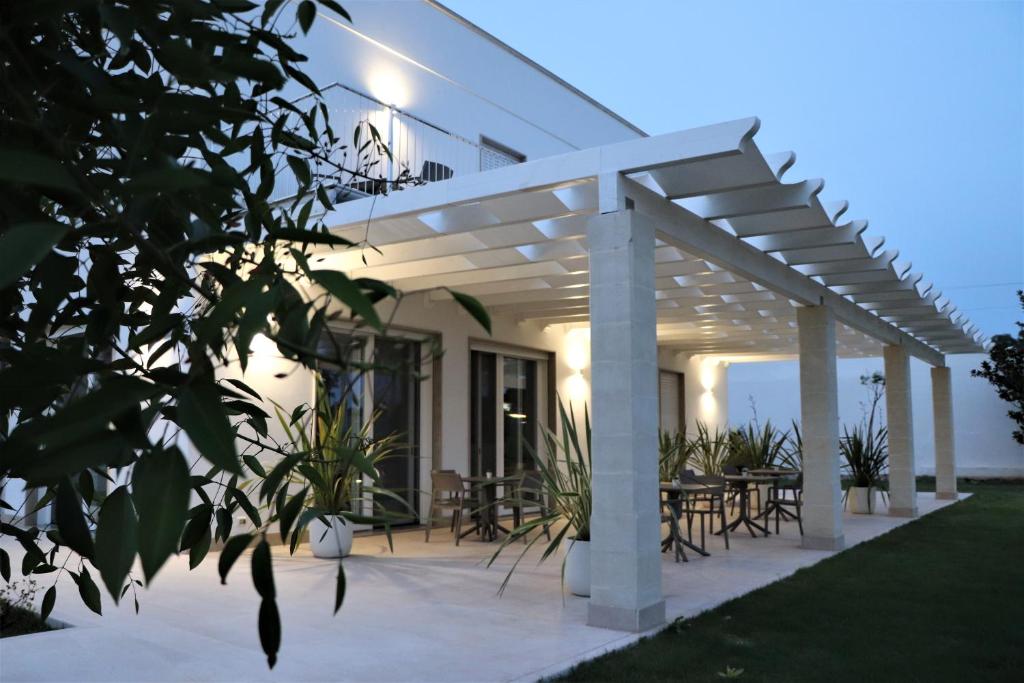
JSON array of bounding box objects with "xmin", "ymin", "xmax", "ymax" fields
[
  {"xmin": 287, "ymin": 0, "xmax": 640, "ymax": 160},
  {"xmin": 657, "ymin": 350, "xmax": 729, "ymax": 435},
  {"xmin": 727, "ymin": 353, "xmax": 1024, "ymax": 478}
]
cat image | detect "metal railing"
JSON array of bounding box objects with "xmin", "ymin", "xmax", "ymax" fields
[{"xmin": 272, "ymin": 83, "xmax": 483, "ymax": 203}]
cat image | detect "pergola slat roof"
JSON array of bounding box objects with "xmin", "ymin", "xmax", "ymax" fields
[{"xmin": 318, "ymin": 117, "xmax": 984, "ymax": 363}]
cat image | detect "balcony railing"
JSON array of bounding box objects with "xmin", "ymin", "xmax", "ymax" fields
[{"xmin": 272, "ymin": 83, "xmax": 484, "ymax": 204}]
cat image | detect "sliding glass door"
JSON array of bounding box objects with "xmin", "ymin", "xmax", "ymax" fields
[
  {"xmin": 372, "ymin": 338, "xmax": 420, "ymax": 522},
  {"xmin": 320, "ymin": 335, "xmax": 421, "ymax": 526},
  {"xmin": 470, "ymin": 349, "xmax": 542, "ymax": 479}
]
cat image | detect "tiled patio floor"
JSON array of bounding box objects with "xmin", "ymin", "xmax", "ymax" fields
[{"xmin": 0, "ymin": 493, "xmax": 963, "ymax": 683}]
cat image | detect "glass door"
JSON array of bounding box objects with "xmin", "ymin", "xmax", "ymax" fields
[
  {"xmin": 371, "ymin": 338, "xmax": 421, "ymax": 523},
  {"xmin": 470, "ymin": 350, "xmax": 543, "ymax": 480}
]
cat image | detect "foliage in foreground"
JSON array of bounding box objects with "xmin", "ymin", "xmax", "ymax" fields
[
  {"xmin": 0, "ymin": 0, "xmax": 488, "ymax": 668},
  {"xmin": 973, "ymin": 290, "xmax": 1024, "ymax": 444}
]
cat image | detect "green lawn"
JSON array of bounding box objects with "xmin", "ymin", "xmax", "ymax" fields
[{"xmin": 558, "ymin": 479, "xmax": 1024, "ymax": 683}]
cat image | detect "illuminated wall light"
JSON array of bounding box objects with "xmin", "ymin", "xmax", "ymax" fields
[
  {"xmin": 566, "ymin": 372, "xmax": 588, "ymax": 402},
  {"xmin": 700, "ymin": 357, "xmax": 720, "ymax": 391},
  {"xmin": 368, "ymin": 67, "xmax": 409, "ymax": 108},
  {"xmin": 565, "ymin": 328, "xmax": 590, "ymax": 372}
]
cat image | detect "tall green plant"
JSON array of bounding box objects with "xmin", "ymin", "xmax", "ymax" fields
[
  {"xmin": 840, "ymin": 424, "xmax": 888, "ymax": 488},
  {"xmin": 658, "ymin": 430, "xmax": 693, "ymax": 481},
  {"xmin": 487, "ymin": 398, "xmax": 591, "ymax": 595},
  {"xmin": 270, "ymin": 379, "xmax": 412, "ymax": 551},
  {"xmin": 727, "ymin": 421, "xmax": 790, "ymax": 470},
  {"xmin": 689, "ymin": 421, "xmax": 731, "ymax": 475}
]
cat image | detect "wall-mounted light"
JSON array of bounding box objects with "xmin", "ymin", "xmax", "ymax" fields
[
  {"xmin": 368, "ymin": 67, "xmax": 409, "ymax": 108},
  {"xmin": 700, "ymin": 357, "xmax": 720, "ymax": 391},
  {"xmin": 564, "ymin": 328, "xmax": 591, "ymax": 402}
]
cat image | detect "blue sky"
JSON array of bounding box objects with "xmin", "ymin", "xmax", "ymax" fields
[{"xmin": 445, "ymin": 0, "xmax": 1023, "ymax": 339}]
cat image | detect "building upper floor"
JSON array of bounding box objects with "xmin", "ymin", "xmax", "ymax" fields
[{"xmin": 276, "ymin": 0, "xmax": 643, "ymax": 198}]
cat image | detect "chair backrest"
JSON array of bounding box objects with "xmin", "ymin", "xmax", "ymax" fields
[
  {"xmin": 431, "ymin": 470, "xmax": 464, "ymax": 496},
  {"xmin": 515, "ymin": 469, "xmax": 546, "ymax": 505},
  {"xmin": 421, "ymin": 161, "xmax": 454, "ymax": 182}
]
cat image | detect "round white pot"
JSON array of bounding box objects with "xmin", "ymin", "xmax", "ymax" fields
[
  {"xmin": 848, "ymin": 486, "xmax": 877, "ymax": 514},
  {"xmin": 563, "ymin": 538, "xmax": 590, "ymax": 597},
  {"xmin": 309, "ymin": 515, "xmax": 353, "ymax": 558}
]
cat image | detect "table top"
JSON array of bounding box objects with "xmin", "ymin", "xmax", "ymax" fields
[
  {"xmin": 463, "ymin": 475, "xmax": 517, "ymax": 485},
  {"xmin": 660, "ymin": 481, "xmax": 718, "ymax": 492},
  {"xmin": 723, "ymin": 474, "xmax": 777, "ymax": 484},
  {"xmin": 747, "ymin": 468, "xmax": 800, "ymax": 477}
]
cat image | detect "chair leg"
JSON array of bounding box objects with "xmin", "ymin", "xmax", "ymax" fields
[
  {"xmin": 796, "ymin": 503, "xmax": 804, "ymax": 536},
  {"xmin": 454, "ymin": 507, "xmax": 463, "ymax": 546},
  {"xmin": 720, "ymin": 502, "xmax": 730, "ymax": 550},
  {"xmin": 425, "ymin": 503, "xmax": 436, "ymax": 542}
]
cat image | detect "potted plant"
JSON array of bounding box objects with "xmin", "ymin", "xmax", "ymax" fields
[
  {"xmin": 488, "ymin": 398, "xmax": 592, "ymax": 597},
  {"xmin": 841, "ymin": 423, "xmax": 888, "ymax": 513},
  {"xmin": 274, "ymin": 380, "xmax": 407, "ymax": 558},
  {"xmin": 727, "ymin": 421, "xmax": 790, "ymax": 508},
  {"xmin": 689, "ymin": 421, "xmax": 730, "ymax": 475},
  {"xmin": 658, "ymin": 429, "xmax": 692, "ymax": 482}
]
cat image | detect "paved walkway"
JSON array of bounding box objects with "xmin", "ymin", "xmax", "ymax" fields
[{"xmin": 0, "ymin": 493, "xmax": 962, "ymax": 683}]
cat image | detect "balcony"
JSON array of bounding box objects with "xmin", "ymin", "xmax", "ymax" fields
[{"xmin": 272, "ymin": 83, "xmax": 492, "ymax": 204}]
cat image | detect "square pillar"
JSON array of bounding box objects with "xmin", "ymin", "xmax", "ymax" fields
[
  {"xmin": 797, "ymin": 305, "xmax": 845, "ymax": 551},
  {"xmin": 884, "ymin": 345, "xmax": 917, "ymax": 517},
  {"xmin": 931, "ymin": 365, "xmax": 958, "ymax": 500},
  {"xmin": 586, "ymin": 209, "xmax": 665, "ymax": 632}
]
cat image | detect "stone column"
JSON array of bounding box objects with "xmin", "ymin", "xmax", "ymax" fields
[
  {"xmin": 931, "ymin": 365, "xmax": 958, "ymax": 500},
  {"xmin": 884, "ymin": 345, "xmax": 917, "ymax": 517},
  {"xmin": 586, "ymin": 209, "xmax": 664, "ymax": 632},
  {"xmin": 797, "ymin": 305, "xmax": 845, "ymax": 550}
]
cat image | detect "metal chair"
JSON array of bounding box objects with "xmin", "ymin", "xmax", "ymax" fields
[
  {"xmin": 764, "ymin": 472, "xmax": 803, "ymax": 535},
  {"xmin": 510, "ymin": 469, "xmax": 551, "ymax": 541},
  {"xmin": 679, "ymin": 473, "xmax": 730, "ymax": 551},
  {"xmin": 425, "ymin": 470, "xmax": 476, "ymax": 545},
  {"xmin": 660, "ymin": 498, "xmax": 687, "ymax": 563}
]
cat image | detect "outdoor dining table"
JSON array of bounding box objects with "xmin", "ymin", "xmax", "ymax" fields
[
  {"xmin": 720, "ymin": 474, "xmax": 777, "ymax": 537},
  {"xmin": 747, "ymin": 469, "xmax": 802, "ymax": 523},
  {"xmin": 660, "ymin": 482, "xmax": 714, "ymax": 557},
  {"xmin": 461, "ymin": 475, "xmax": 516, "ymax": 542}
]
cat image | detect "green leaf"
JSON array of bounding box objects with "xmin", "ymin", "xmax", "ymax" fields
[
  {"xmin": 0, "ymin": 548, "xmax": 9, "ymax": 582},
  {"xmin": 0, "ymin": 150, "xmax": 78, "ymax": 192},
  {"xmin": 297, "ymin": 0, "xmax": 316, "ymax": 34},
  {"xmin": 133, "ymin": 449, "xmax": 191, "ymax": 582},
  {"xmin": 250, "ymin": 537, "xmax": 275, "ymax": 599},
  {"xmin": 177, "ymin": 383, "xmax": 240, "ymax": 474},
  {"xmin": 258, "ymin": 597, "xmax": 281, "ymax": 669},
  {"xmin": 179, "ymin": 506, "xmax": 213, "ymax": 551},
  {"xmin": 40, "ymin": 586, "xmax": 56, "ymax": 621},
  {"xmin": 278, "ymin": 487, "xmax": 308, "ymax": 545},
  {"xmin": 0, "ymin": 222, "xmax": 71, "ymax": 290},
  {"xmin": 447, "ymin": 288, "xmax": 491, "ymax": 334},
  {"xmin": 318, "ymin": 0, "xmax": 351, "ymax": 22},
  {"xmin": 310, "ymin": 270, "xmax": 382, "ymax": 330},
  {"xmin": 54, "ymin": 478, "xmax": 94, "ymax": 560},
  {"xmin": 225, "ymin": 379, "xmax": 262, "ymax": 401},
  {"xmin": 218, "ymin": 534, "xmax": 254, "ymax": 584},
  {"xmin": 189, "ymin": 528, "xmax": 212, "ymax": 570},
  {"xmin": 334, "ymin": 559, "xmax": 346, "ymax": 615},
  {"xmin": 94, "ymin": 486, "xmax": 138, "ymax": 601},
  {"xmin": 286, "ymin": 155, "xmax": 311, "ymax": 187},
  {"xmin": 77, "ymin": 566, "xmax": 103, "ymax": 615}
]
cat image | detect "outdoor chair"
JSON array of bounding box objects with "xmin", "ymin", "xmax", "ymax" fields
[
  {"xmin": 660, "ymin": 498, "xmax": 687, "ymax": 563},
  {"xmin": 678, "ymin": 473, "xmax": 730, "ymax": 552},
  {"xmin": 420, "ymin": 160, "xmax": 454, "ymax": 183},
  {"xmin": 763, "ymin": 472, "xmax": 803, "ymax": 535},
  {"xmin": 510, "ymin": 469, "xmax": 551, "ymax": 542},
  {"xmin": 425, "ymin": 470, "xmax": 477, "ymax": 545}
]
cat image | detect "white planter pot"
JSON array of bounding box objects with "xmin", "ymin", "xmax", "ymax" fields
[
  {"xmin": 563, "ymin": 538, "xmax": 590, "ymax": 597},
  {"xmin": 309, "ymin": 515, "xmax": 353, "ymax": 558},
  {"xmin": 848, "ymin": 486, "xmax": 877, "ymax": 514}
]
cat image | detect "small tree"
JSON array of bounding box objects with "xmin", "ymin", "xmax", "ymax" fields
[
  {"xmin": 972, "ymin": 291, "xmax": 1024, "ymax": 444},
  {"xmin": 0, "ymin": 0, "xmax": 489, "ymax": 668}
]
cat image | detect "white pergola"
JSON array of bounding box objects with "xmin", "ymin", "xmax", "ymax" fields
[{"xmin": 318, "ymin": 117, "xmax": 980, "ymax": 632}]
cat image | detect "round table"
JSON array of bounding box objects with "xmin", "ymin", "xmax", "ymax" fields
[
  {"xmin": 461, "ymin": 475, "xmax": 516, "ymax": 542},
  {"xmin": 721, "ymin": 474, "xmax": 776, "ymax": 537}
]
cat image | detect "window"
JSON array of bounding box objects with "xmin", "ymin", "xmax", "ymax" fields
[
  {"xmin": 480, "ymin": 136, "xmax": 525, "ymax": 172},
  {"xmin": 658, "ymin": 371, "xmax": 685, "ymax": 434}
]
